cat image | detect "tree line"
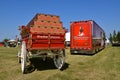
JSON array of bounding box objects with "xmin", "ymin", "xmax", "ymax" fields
[{"xmin": 109, "ymin": 30, "xmax": 120, "ymax": 44}]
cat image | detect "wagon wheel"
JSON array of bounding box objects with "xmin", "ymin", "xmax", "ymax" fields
[
  {"xmin": 21, "ymin": 41, "xmax": 27, "ymax": 74},
  {"xmin": 54, "ymin": 49, "xmax": 65, "ymax": 69},
  {"xmin": 18, "ymin": 51, "xmax": 21, "ymax": 63}
]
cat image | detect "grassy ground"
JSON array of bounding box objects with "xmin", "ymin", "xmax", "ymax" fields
[{"xmin": 0, "ymin": 46, "xmax": 120, "ymax": 80}]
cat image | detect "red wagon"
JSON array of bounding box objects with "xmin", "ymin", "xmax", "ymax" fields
[{"xmin": 18, "ymin": 14, "xmax": 67, "ymax": 74}]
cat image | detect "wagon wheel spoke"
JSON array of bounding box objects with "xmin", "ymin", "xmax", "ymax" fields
[
  {"xmin": 54, "ymin": 49, "xmax": 65, "ymax": 69},
  {"xmin": 18, "ymin": 51, "xmax": 21, "ymax": 63}
]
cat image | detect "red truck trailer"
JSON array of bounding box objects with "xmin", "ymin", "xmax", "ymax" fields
[
  {"xmin": 70, "ymin": 20, "xmax": 106, "ymax": 54},
  {"xmin": 18, "ymin": 13, "xmax": 67, "ymax": 74}
]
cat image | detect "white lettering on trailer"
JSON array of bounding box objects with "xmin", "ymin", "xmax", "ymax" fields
[{"xmin": 74, "ymin": 36, "xmax": 89, "ymax": 40}]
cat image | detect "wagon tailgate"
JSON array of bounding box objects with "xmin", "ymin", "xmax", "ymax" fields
[{"xmin": 31, "ymin": 33, "xmax": 65, "ymax": 50}]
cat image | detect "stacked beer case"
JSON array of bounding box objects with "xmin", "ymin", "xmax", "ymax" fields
[
  {"xmin": 21, "ymin": 13, "xmax": 66, "ymax": 36},
  {"xmin": 27, "ymin": 14, "xmax": 62, "ymax": 27},
  {"xmin": 26, "ymin": 13, "xmax": 65, "ymax": 34}
]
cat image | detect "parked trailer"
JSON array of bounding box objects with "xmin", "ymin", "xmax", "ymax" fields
[
  {"xmin": 18, "ymin": 14, "xmax": 67, "ymax": 74},
  {"xmin": 70, "ymin": 20, "xmax": 106, "ymax": 54}
]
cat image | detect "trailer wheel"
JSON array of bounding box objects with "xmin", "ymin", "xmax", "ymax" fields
[
  {"xmin": 21, "ymin": 41, "xmax": 27, "ymax": 74},
  {"xmin": 54, "ymin": 49, "xmax": 65, "ymax": 69}
]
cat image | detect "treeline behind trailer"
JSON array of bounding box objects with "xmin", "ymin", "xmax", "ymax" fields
[{"xmin": 70, "ymin": 20, "xmax": 106, "ymax": 54}]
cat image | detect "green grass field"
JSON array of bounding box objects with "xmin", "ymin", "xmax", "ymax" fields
[{"xmin": 0, "ymin": 46, "xmax": 120, "ymax": 80}]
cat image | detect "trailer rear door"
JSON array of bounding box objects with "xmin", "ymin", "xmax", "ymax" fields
[{"xmin": 70, "ymin": 21, "xmax": 92, "ymax": 50}]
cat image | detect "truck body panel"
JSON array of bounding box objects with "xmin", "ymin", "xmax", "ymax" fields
[{"xmin": 70, "ymin": 20, "xmax": 105, "ymax": 54}]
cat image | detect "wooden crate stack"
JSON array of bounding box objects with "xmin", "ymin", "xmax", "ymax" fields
[
  {"xmin": 27, "ymin": 13, "xmax": 63, "ymax": 29},
  {"xmin": 21, "ymin": 14, "xmax": 66, "ymax": 37}
]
